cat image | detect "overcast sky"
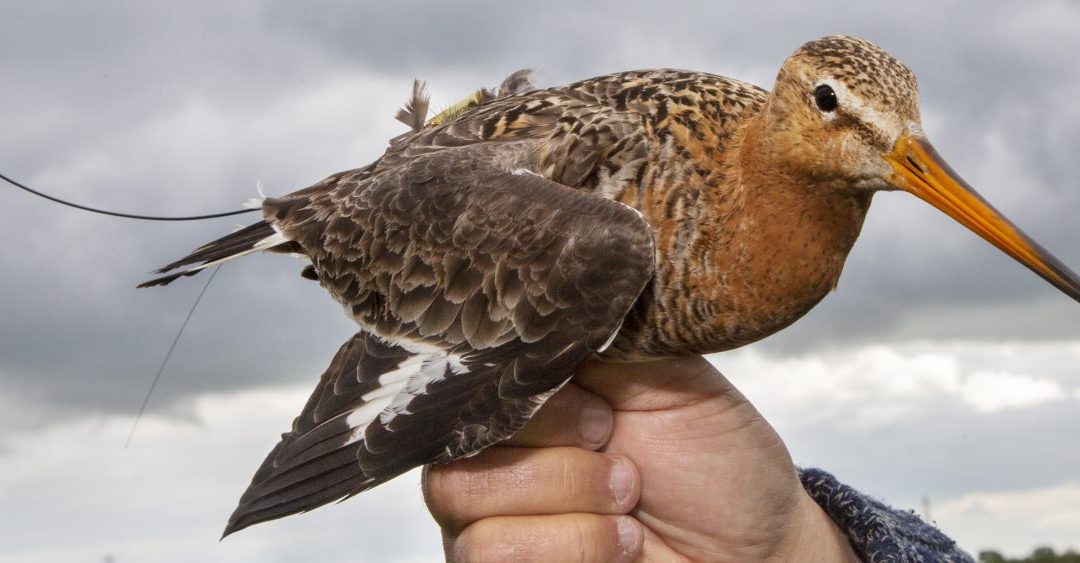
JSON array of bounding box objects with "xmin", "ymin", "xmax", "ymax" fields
[{"xmin": 2, "ymin": 1, "xmax": 1078, "ymax": 561}]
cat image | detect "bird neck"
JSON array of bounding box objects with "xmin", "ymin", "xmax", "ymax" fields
[{"xmin": 690, "ymin": 110, "xmax": 873, "ymax": 350}]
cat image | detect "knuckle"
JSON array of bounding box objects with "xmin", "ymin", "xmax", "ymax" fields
[
  {"xmin": 559, "ymin": 455, "xmax": 578, "ymax": 497},
  {"xmin": 422, "ymin": 463, "xmax": 484, "ymax": 526},
  {"xmin": 424, "ymin": 456, "xmax": 529, "ymax": 527},
  {"xmin": 452, "ymin": 521, "xmax": 523, "ymax": 563},
  {"xmin": 573, "ymin": 517, "xmax": 595, "ymax": 561},
  {"xmin": 453, "ymin": 516, "xmax": 609, "ymax": 563}
]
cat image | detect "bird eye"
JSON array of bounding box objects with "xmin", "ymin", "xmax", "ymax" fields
[{"xmin": 814, "ymin": 84, "xmax": 838, "ymax": 113}]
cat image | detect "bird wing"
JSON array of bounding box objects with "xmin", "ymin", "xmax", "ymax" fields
[{"xmin": 223, "ymin": 141, "xmax": 655, "ymax": 535}]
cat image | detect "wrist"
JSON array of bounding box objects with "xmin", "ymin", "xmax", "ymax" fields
[{"xmin": 781, "ymin": 491, "xmax": 860, "ymax": 562}]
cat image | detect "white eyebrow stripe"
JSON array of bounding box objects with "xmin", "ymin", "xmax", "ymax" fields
[{"xmin": 815, "ymin": 78, "xmax": 904, "ymax": 140}]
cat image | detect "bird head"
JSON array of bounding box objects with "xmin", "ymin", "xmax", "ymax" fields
[{"xmin": 764, "ymin": 35, "xmax": 1080, "ymax": 303}]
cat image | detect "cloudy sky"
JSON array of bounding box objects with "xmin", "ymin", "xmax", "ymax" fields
[{"xmin": 2, "ymin": 1, "xmax": 1078, "ymax": 561}]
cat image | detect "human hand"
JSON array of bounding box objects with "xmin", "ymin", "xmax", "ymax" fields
[{"xmin": 423, "ymin": 356, "xmax": 859, "ymax": 562}]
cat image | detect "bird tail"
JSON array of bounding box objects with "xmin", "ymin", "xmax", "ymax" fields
[{"xmin": 137, "ymin": 221, "xmax": 289, "ymax": 287}]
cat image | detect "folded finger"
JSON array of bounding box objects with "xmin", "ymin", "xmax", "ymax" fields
[
  {"xmin": 450, "ymin": 513, "xmax": 644, "ymax": 563},
  {"xmin": 424, "ymin": 447, "xmax": 640, "ymax": 534}
]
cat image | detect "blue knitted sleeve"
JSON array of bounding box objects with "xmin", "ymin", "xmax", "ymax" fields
[{"xmin": 799, "ymin": 468, "xmax": 975, "ymax": 563}]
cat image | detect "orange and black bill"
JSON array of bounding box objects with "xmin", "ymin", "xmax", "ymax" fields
[{"xmin": 884, "ymin": 132, "xmax": 1080, "ymax": 303}]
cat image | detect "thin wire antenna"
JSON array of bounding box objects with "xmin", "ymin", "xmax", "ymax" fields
[
  {"xmin": 125, "ymin": 264, "xmax": 223, "ymax": 448},
  {"xmin": 1, "ymin": 171, "xmax": 257, "ymax": 221}
]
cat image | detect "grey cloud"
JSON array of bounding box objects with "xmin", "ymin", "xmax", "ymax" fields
[
  {"xmin": 0, "ymin": 387, "xmax": 444, "ymax": 562},
  {"xmin": 784, "ymin": 398, "xmax": 1080, "ymax": 499},
  {"xmin": 722, "ymin": 339, "xmax": 1080, "ymax": 506}
]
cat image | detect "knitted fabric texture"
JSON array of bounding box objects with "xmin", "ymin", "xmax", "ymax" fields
[{"xmin": 800, "ymin": 468, "xmax": 975, "ymax": 563}]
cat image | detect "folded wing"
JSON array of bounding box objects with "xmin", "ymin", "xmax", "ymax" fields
[{"xmin": 222, "ymin": 141, "xmax": 656, "ymax": 535}]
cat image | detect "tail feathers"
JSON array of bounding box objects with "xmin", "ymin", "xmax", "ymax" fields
[{"xmin": 138, "ymin": 221, "xmax": 287, "ymax": 287}]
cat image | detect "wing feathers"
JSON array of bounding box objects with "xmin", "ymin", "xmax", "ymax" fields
[
  {"xmin": 224, "ymin": 143, "xmax": 655, "ymax": 535},
  {"xmin": 224, "ymin": 335, "xmax": 414, "ymax": 536}
]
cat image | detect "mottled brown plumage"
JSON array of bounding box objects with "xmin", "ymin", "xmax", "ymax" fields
[{"xmin": 141, "ymin": 35, "xmax": 1080, "ymax": 535}]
